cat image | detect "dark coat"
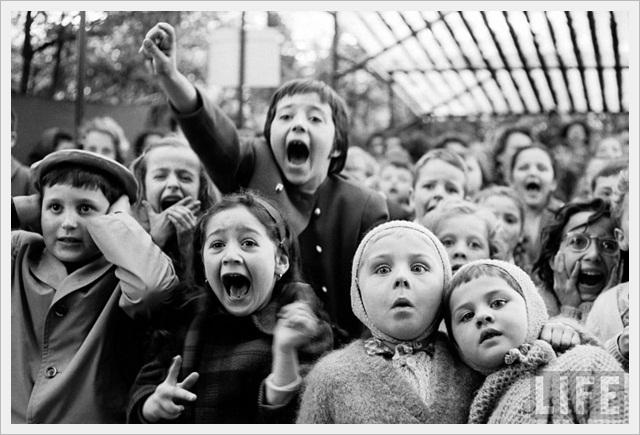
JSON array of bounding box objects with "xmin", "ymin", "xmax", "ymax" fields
[{"xmin": 174, "ymin": 91, "xmax": 389, "ymax": 344}]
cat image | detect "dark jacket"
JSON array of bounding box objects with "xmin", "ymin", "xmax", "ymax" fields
[{"xmin": 173, "ymin": 90, "xmax": 389, "ymax": 344}]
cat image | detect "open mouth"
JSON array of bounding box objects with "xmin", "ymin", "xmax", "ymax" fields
[
  {"xmin": 479, "ymin": 329, "xmax": 501, "ymax": 344},
  {"xmin": 286, "ymin": 140, "xmax": 310, "ymax": 166},
  {"xmin": 577, "ymin": 270, "xmax": 605, "ymax": 288},
  {"xmin": 161, "ymin": 195, "xmax": 183, "ymax": 211},
  {"xmin": 221, "ymin": 273, "xmax": 251, "ymax": 300},
  {"xmin": 525, "ymin": 181, "xmax": 541, "ymax": 192},
  {"xmin": 451, "ymin": 264, "xmax": 464, "ymax": 273}
]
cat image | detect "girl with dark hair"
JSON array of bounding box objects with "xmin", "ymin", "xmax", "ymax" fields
[
  {"xmin": 127, "ymin": 191, "xmax": 332, "ymax": 423},
  {"xmin": 533, "ymin": 197, "xmax": 622, "ymax": 322}
]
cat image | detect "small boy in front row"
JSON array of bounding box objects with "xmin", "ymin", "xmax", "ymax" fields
[
  {"xmin": 444, "ymin": 259, "xmax": 628, "ymax": 424},
  {"xmin": 11, "ymin": 149, "xmax": 179, "ymax": 423}
]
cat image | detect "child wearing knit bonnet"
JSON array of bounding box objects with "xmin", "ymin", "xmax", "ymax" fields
[
  {"xmin": 444, "ymin": 259, "xmax": 628, "ymax": 424},
  {"xmin": 297, "ymin": 221, "xmax": 483, "ymax": 423}
]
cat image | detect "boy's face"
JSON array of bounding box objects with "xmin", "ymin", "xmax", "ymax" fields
[
  {"xmin": 411, "ymin": 160, "xmax": 466, "ymax": 219},
  {"xmin": 554, "ymin": 211, "xmax": 619, "ymax": 302},
  {"xmin": 511, "ymin": 148, "xmax": 556, "ymax": 209},
  {"xmin": 592, "ymin": 174, "xmax": 618, "ymax": 201},
  {"xmin": 269, "ymin": 92, "xmax": 338, "ymax": 194},
  {"xmin": 84, "ymin": 131, "xmax": 117, "ymax": 161},
  {"xmin": 436, "ymin": 214, "xmax": 491, "ymax": 273},
  {"xmin": 202, "ymin": 206, "xmax": 289, "ymax": 317},
  {"xmin": 449, "ymin": 275, "xmax": 528, "ymax": 372},
  {"xmin": 41, "ymin": 184, "xmax": 110, "ymax": 269},
  {"xmin": 378, "ymin": 165, "xmax": 413, "ymax": 209},
  {"xmin": 358, "ymin": 230, "xmax": 444, "ymax": 341},
  {"xmin": 144, "ymin": 146, "xmax": 201, "ymax": 212}
]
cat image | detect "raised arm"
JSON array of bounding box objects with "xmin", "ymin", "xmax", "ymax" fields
[
  {"xmin": 86, "ymin": 196, "xmax": 178, "ymax": 320},
  {"xmin": 140, "ymin": 22, "xmax": 247, "ymax": 193},
  {"xmin": 140, "ymin": 22, "xmax": 198, "ymax": 114}
]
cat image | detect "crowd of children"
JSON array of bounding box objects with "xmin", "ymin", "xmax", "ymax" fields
[{"xmin": 8, "ymin": 20, "xmax": 630, "ymax": 425}]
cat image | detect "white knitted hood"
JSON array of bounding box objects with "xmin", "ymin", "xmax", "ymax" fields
[{"xmin": 350, "ymin": 220, "xmax": 452, "ymax": 343}]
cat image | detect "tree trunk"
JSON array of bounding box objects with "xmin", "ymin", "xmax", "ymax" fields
[
  {"xmin": 19, "ymin": 11, "xmax": 34, "ymax": 94},
  {"xmin": 49, "ymin": 20, "xmax": 67, "ymax": 98}
]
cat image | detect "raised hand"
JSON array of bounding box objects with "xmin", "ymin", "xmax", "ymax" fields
[
  {"xmin": 273, "ymin": 301, "xmax": 320, "ymax": 354},
  {"xmin": 551, "ymin": 251, "xmax": 582, "ymax": 308},
  {"xmin": 139, "ymin": 22, "xmax": 177, "ymax": 79},
  {"xmin": 108, "ymin": 194, "xmax": 131, "ymax": 215},
  {"xmin": 141, "ymin": 196, "xmax": 200, "ymax": 248},
  {"xmin": 142, "ymin": 355, "xmax": 199, "ymax": 423}
]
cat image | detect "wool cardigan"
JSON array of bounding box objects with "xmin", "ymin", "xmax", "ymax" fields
[
  {"xmin": 296, "ymin": 333, "xmax": 484, "ymax": 424},
  {"xmin": 469, "ymin": 344, "xmax": 628, "ymax": 424},
  {"xmin": 11, "ymin": 213, "xmax": 178, "ymax": 423},
  {"xmin": 173, "ymin": 90, "xmax": 389, "ymax": 344}
]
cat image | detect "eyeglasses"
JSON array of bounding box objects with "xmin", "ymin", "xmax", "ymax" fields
[{"xmin": 562, "ymin": 233, "xmax": 620, "ymax": 256}]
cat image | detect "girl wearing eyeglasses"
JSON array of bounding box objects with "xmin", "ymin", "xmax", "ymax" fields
[{"xmin": 532, "ymin": 197, "xmax": 622, "ymax": 323}]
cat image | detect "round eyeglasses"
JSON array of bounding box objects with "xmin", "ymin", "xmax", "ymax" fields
[{"xmin": 562, "ymin": 233, "xmax": 620, "ymax": 256}]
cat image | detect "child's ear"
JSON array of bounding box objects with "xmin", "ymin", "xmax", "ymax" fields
[
  {"xmin": 614, "ymin": 228, "xmax": 628, "ymax": 251},
  {"xmin": 275, "ymin": 249, "xmax": 290, "ymax": 276}
]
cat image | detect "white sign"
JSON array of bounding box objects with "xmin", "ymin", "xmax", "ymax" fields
[{"xmin": 208, "ymin": 27, "xmax": 281, "ymax": 88}]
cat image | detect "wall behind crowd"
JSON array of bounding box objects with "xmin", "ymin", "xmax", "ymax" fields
[{"xmin": 11, "ymin": 93, "xmax": 153, "ymax": 164}]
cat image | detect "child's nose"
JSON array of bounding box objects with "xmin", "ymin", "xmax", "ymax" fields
[
  {"xmin": 393, "ymin": 270, "xmax": 410, "ymax": 289},
  {"xmin": 476, "ymin": 312, "xmax": 494, "ymax": 327},
  {"xmin": 222, "ymin": 245, "xmax": 243, "ymax": 265},
  {"xmin": 452, "ymin": 244, "xmax": 467, "ymax": 259},
  {"xmin": 61, "ymin": 211, "xmax": 79, "ymax": 229}
]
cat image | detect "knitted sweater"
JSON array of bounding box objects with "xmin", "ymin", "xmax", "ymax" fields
[
  {"xmin": 296, "ymin": 333, "xmax": 484, "ymax": 424},
  {"xmin": 469, "ymin": 344, "xmax": 628, "ymax": 424}
]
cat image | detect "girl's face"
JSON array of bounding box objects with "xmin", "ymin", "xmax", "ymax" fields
[
  {"xmin": 84, "ymin": 131, "xmax": 117, "ymax": 161},
  {"xmin": 358, "ymin": 230, "xmax": 444, "ymax": 341},
  {"xmin": 144, "ymin": 146, "xmax": 201, "ymax": 212},
  {"xmin": 499, "ymin": 132, "xmax": 532, "ymax": 180},
  {"xmin": 412, "ymin": 160, "xmax": 466, "ymax": 219},
  {"xmin": 436, "ymin": 214, "xmax": 491, "ymax": 273},
  {"xmin": 480, "ymin": 195, "xmax": 522, "ymax": 258},
  {"xmin": 615, "ymin": 194, "xmax": 629, "ymax": 251},
  {"xmin": 449, "ymin": 275, "xmax": 528, "ymax": 372},
  {"xmin": 511, "ymin": 148, "xmax": 556, "ymax": 209},
  {"xmin": 202, "ymin": 206, "xmax": 289, "ymax": 317},
  {"xmin": 554, "ymin": 211, "xmax": 619, "ymax": 302}
]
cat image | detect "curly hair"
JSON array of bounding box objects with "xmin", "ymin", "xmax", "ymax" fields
[{"xmin": 532, "ymin": 197, "xmax": 614, "ymax": 292}]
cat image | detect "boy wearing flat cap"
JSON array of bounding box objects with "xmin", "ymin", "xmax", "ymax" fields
[{"xmin": 11, "ymin": 149, "xmax": 179, "ymax": 423}]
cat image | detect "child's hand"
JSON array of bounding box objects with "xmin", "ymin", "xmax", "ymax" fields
[
  {"xmin": 142, "ymin": 197, "xmax": 200, "ymax": 248},
  {"xmin": 273, "ymin": 301, "xmax": 320, "ymax": 354},
  {"xmin": 108, "ymin": 195, "xmax": 131, "ymax": 215},
  {"xmin": 618, "ymin": 326, "xmax": 629, "ymax": 359},
  {"xmin": 13, "ymin": 193, "xmax": 42, "ymax": 232},
  {"xmin": 604, "ymin": 259, "xmax": 623, "ymax": 293},
  {"xmin": 551, "ymin": 252, "xmax": 582, "ymax": 308},
  {"xmin": 539, "ymin": 321, "xmax": 581, "ymax": 352},
  {"xmin": 139, "ymin": 22, "xmax": 177, "ymax": 79},
  {"xmin": 142, "ymin": 355, "xmax": 199, "ymax": 423}
]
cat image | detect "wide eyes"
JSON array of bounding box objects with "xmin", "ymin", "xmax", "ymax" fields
[{"xmin": 373, "ymin": 263, "xmax": 428, "ymax": 275}]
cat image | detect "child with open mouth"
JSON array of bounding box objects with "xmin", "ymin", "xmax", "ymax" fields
[
  {"xmin": 509, "ymin": 144, "xmax": 564, "ymax": 268},
  {"xmin": 444, "ymin": 259, "xmax": 628, "ymax": 424},
  {"xmin": 130, "ymin": 137, "xmax": 219, "ymax": 280},
  {"xmin": 533, "ymin": 198, "xmax": 622, "ymax": 323},
  {"xmin": 139, "ymin": 22, "xmax": 388, "ymax": 346},
  {"xmin": 127, "ymin": 192, "xmax": 332, "ymax": 423}
]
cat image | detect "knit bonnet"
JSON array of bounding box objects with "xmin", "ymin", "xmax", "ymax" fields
[
  {"xmin": 445, "ymin": 259, "xmax": 550, "ymax": 374},
  {"xmin": 351, "ymin": 220, "xmax": 452, "ymax": 343}
]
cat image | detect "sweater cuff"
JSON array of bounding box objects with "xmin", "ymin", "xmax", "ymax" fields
[
  {"xmin": 264, "ymin": 373, "xmax": 302, "ymax": 406},
  {"xmin": 606, "ymin": 335, "xmax": 629, "ymax": 372}
]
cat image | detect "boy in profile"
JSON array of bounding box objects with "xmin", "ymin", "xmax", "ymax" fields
[{"xmin": 11, "ymin": 149, "xmax": 178, "ymax": 423}]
